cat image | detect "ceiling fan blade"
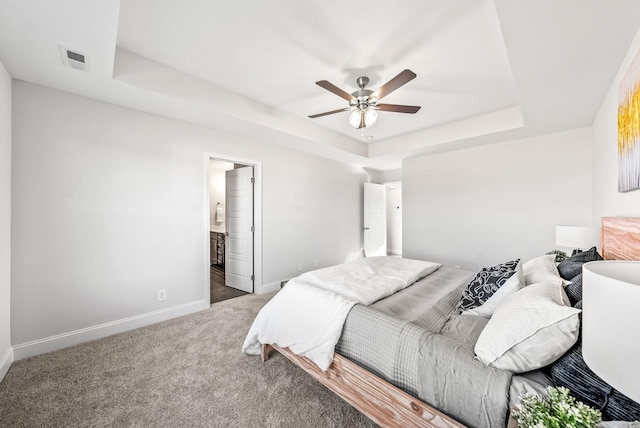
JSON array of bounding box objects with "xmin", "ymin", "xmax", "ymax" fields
[
  {"xmin": 376, "ymin": 104, "xmax": 421, "ymax": 114},
  {"xmin": 371, "ymin": 69, "xmax": 417, "ymax": 101},
  {"xmin": 315, "ymin": 80, "xmax": 355, "ymax": 101},
  {"xmin": 308, "ymin": 108, "xmax": 348, "ymax": 118}
]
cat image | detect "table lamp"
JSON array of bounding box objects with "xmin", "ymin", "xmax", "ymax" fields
[
  {"xmin": 556, "ymin": 226, "xmax": 601, "ymax": 255},
  {"xmin": 582, "ymin": 261, "xmax": 640, "ymax": 403}
]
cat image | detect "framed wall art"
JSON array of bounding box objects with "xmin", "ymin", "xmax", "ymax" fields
[{"xmin": 618, "ymin": 48, "xmax": 640, "ymax": 192}]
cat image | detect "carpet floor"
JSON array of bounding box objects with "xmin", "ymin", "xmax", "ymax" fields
[{"xmin": 0, "ymin": 293, "xmax": 377, "ymax": 428}]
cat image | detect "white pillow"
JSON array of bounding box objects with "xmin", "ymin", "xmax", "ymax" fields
[
  {"xmin": 522, "ymin": 254, "xmax": 565, "ymax": 286},
  {"xmin": 474, "ymin": 282, "xmax": 581, "ymax": 373},
  {"xmin": 463, "ymin": 261, "xmax": 524, "ymax": 318}
]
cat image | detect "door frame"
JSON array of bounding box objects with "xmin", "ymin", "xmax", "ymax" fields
[{"xmin": 204, "ymin": 153, "xmax": 262, "ymax": 302}]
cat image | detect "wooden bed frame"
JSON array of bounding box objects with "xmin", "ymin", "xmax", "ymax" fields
[
  {"xmin": 261, "ymin": 343, "xmax": 464, "ymax": 428},
  {"xmin": 260, "ymin": 217, "xmax": 640, "ymax": 428}
]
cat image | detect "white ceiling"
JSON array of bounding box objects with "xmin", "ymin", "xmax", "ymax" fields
[{"xmin": 1, "ymin": 0, "xmax": 640, "ymax": 170}]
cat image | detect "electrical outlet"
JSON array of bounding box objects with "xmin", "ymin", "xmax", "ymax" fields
[
  {"xmin": 157, "ymin": 289, "xmax": 167, "ymax": 302},
  {"xmin": 297, "ymin": 263, "xmax": 303, "ymax": 272},
  {"xmin": 313, "ymin": 259, "xmax": 319, "ymax": 268}
]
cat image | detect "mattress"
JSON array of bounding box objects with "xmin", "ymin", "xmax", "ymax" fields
[{"xmin": 335, "ymin": 266, "xmax": 514, "ymax": 428}]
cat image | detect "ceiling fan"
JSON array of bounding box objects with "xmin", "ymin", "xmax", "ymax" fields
[{"xmin": 309, "ymin": 69, "xmax": 421, "ymax": 129}]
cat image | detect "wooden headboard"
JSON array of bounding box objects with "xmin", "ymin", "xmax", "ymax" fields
[{"xmin": 601, "ymin": 217, "xmax": 640, "ymax": 260}]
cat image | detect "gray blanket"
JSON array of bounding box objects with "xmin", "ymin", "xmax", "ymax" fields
[{"xmin": 335, "ymin": 266, "xmax": 512, "ymax": 428}]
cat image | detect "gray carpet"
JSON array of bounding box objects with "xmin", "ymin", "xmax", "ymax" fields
[{"xmin": 0, "ymin": 293, "xmax": 377, "ymax": 427}]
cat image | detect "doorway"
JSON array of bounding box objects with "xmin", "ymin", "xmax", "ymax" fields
[
  {"xmin": 362, "ymin": 181, "xmax": 402, "ymax": 258},
  {"xmin": 206, "ymin": 154, "xmax": 262, "ymax": 304},
  {"xmin": 385, "ymin": 182, "xmax": 402, "ymax": 256}
]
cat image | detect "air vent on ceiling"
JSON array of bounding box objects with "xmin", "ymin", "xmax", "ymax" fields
[{"xmin": 59, "ymin": 45, "xmax": 90, "ymax": 72}]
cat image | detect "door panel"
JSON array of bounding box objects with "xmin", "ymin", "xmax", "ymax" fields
[
  {"xmin": 364, "ymin": 183, "xmax": 387, "ymax": 257},
  {"xmin": 225, "ymin": 166, "xmax": 254, "ymax": 292}
]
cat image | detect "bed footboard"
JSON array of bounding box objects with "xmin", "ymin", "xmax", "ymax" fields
[{"xmin": 260, "ymin": 343, "xmax": 465, "ymax": 428}]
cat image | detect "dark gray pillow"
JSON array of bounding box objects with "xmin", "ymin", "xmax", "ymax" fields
[
  {"xmin": 457, "ymin": 259, "xmax": 520, "ymax": 313},
  {"xmin": 551, "ymin": 343, "xmax": 640, "ymax": 421},
  {"xmin": 557, "ymin": 247, "xmax": 603, "ymax": 280},
  {"xmin": 564, "ymin": 273, "xmax": 582, "ymax": 306}
]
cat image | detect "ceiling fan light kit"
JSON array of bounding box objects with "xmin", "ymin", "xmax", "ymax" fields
[
  {"xmin": 348, "ymin": 108, "xmax": 378, "ymax": 129},
  {"xmin": 310, "ymin": 69, "xmax": 421, "ymax": 130}
]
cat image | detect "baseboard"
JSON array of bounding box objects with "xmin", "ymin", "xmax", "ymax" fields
[
  {"xmin": 13, "ymin": 300, "xmax": 209, "ymax": 361},
  {"xmin": 0, "ymin": 346, "xmax": 13, "ymax": 383},
  {"xmin": 259, "ymin": 281, "xmax": 283, "ymax": 294}
]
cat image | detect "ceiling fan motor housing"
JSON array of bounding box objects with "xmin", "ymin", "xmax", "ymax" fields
[
  {"xmin": 351, "ymin": 77, "xmax": 374, "ymax": 110},
  {"xmin": 350, "ymin": 93, "xmax": 374, "ymax": 110}
]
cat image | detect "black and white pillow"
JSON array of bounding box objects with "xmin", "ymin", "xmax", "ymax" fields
[{"xmin": 458, "ymin": 259, "xmax": 521, "ymax": 314}]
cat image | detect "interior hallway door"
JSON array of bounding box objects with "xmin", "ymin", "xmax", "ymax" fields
[
  {"xmin": 225, "ymin": 166, "xmax": 254, "ymax": 293},
  {"xmin": 363, "ymin": 182, "xmax": 387, "ymax": 257}
]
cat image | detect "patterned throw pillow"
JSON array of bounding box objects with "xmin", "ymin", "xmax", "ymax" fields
[{"xmin": 458, "ymin": 259, "xmax": 520, "ymax": 313}]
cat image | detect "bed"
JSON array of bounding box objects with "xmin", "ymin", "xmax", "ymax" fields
[{"xmin": 245, "ymin": 217, "xmax": 640, "ymax": 427}]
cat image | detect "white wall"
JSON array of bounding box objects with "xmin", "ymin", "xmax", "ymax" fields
[
  {"xmin": 592, "ymin": 27, "xmax": 640, "ymax": 219},
  {"xmin": 11, "ymin": 81, "xmax": 366, "ymax": 356},
  {"xmin": 0, "ymin": 61, "xmax": 12, "ymax": 380},
  {"xmin": 403, "ymin": 128, "xmax": 593, "ymax": 271},
  {"xmin": 382, "ymin": 169, "xmax": 402, "ymax": 183},
  {"xmin": 264, "ymin": 155, "xmax": 365, "ymax": 274}
]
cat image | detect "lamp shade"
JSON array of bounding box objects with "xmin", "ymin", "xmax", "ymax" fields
[
  {"xmin": 582, "ymin": 261, "xmax": 640, "ymax": 403},
  {"xmin": 348, "ymin": 110, "xmax": 362, "ymax": 128},
  {"xmin": 556, "ymin": 226, "xmax": 600, "ymax": 249},
  {"xmin": 364, "ymin": 108, "xmax": 378, "ymax": 127}
]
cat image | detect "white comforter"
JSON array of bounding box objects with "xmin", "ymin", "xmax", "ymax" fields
[{"xmin": 242, "ymin": 256, "xmax": 441, "ymax": 371}]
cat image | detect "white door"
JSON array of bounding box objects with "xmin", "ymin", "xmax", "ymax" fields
[
  {"xmin": 364, "ymin": 183, "xmax": 387, "ymax": 257},
  {"xmin": 225, "ymin": 166, "xmax": 254, "ymax": 293}
]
